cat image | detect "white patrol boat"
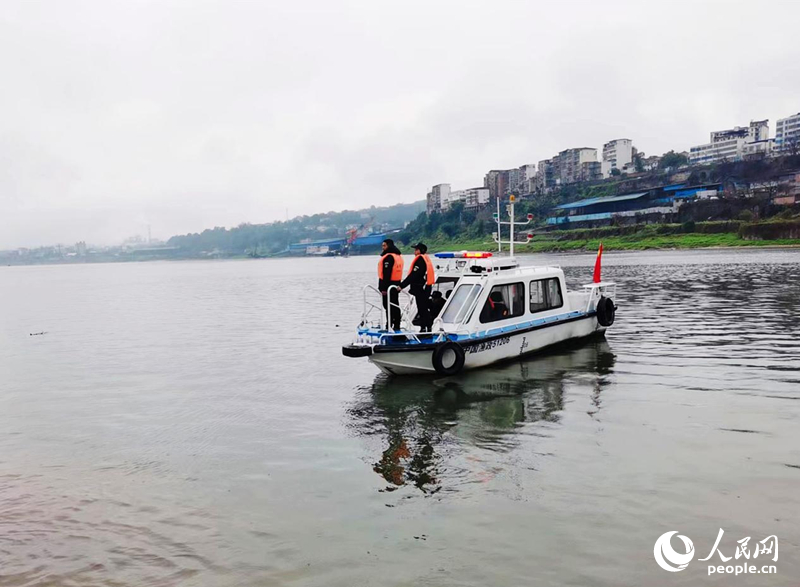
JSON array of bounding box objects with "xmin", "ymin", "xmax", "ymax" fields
[{"xmin": 342, "ymin": 197, "xmax": 617, "ymax": 376}]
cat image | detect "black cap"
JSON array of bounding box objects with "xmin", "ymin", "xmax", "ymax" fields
[{"xmin": 413, "ymin": 242, "xmax": 428, "ymax": 253}]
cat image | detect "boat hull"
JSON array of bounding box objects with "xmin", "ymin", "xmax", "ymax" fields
[{"xmin": 369, "ymin": 315, "xmax": 606, "ymax": 376}]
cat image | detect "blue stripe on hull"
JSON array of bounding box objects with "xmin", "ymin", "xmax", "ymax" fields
[{"xmin": 359, "ymin": 310, "xmax": 591, "ymax": 346}]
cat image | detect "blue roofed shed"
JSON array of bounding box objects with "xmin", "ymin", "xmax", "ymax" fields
[
  {"xmin": 352, "ymin": 233, "xmax": 387, "ymax": 247},
  {"xmin": 546, "ymin": 182, "xmax": 723, "ymax": 228},
  {"xmin": 554, "ymin": 192, "xmax": 650, "ymax": 212}
]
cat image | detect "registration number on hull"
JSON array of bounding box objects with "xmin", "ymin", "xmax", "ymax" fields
[{"xmin": 463, "ymin": 336, "xmax": 511, "ymax": 355}]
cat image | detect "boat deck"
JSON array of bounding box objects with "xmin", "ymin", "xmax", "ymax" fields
[{"xmin": 357, "ymin": 308, "xmax": 594, "ymax": 346}]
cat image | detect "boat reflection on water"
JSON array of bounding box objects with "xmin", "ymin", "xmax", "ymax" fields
[{"xmin": 347, "ymin": 337, "xmax": 616, "ymax": 494}]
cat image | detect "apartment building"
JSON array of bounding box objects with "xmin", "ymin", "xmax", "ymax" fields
[
  {"xmin": 426, "ymin": 183, "xmax": 451, "ymax": 214},
  {"xmin": 484, "ymin": 169, "xmax": 516, "ymax": 200},
  {"xmin": 503, "ymin": 164, "xmax": 535, "ymax": 195},
  {"xmin": 532, "ymin": 148, "xmax": 599, "ymax": 192},
  {"xmin": 602, "ymin": 139, "xmax": 634, "ymax": 177},
  {"xmin": 775, "ymin": 112, "xmax": 800, "ymax": 153},
  {"xmin": 689, "ymin": 120, "xmax": 770, "ymax": 164},
  {"xmin": 555, "ymin": 147, "xmax": 601, "ymax": 184},
  {"xmin": 443, "ymin": 187, "xmax": 491, "ymax": 211},
  {"xmin": 535, "ymin": 159, "xmax": 555, "ymax": 192}
]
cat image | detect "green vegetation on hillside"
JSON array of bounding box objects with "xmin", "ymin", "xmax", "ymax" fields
[
  {"xmin": 398, "ymin": 196, "xmax": 562, "ymax": 246},
  {"xmin": 168, "ymin": 200, "xmax": 425, "ymax": 256},
  {"xmin": 406, "ymin": 220, "xmax": 800, "ymax": 254},
  {"xmin": 659, "ymin": 150, "xmax": 689, "ymax": 169}
]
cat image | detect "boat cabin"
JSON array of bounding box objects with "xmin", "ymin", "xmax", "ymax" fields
[{"xmin": 434, "ymin": 265, "xmax": 578, "ymax": 338}]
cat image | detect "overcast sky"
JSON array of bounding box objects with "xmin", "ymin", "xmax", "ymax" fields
[{"xmin": 2, "ymin": 0, "xmax": 799, "ymax": 248}]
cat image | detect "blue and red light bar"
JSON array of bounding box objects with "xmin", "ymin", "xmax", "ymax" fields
[{"xmin": 434, "ymin": 251, "xmax": 493, "ymax": 259}]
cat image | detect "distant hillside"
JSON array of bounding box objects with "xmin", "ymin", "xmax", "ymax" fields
[{"xmin": 168, "ymin": 200, "xmax": 426, "ymax": 256}]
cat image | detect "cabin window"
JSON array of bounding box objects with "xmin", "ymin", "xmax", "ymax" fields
[
  {"xmin": 441, "ymin": 284, "xmax": 482, "ymax": 324},
  {"xmin": 432, "ymin": 277, "xmax": 459, "ymax": 300},
  {"xmin": 479, "ymin": 282, "xmax": 525, "ymax": 323},
  {"xmin": 530, "ymin": 278, "xmax": 564, "ymax": 313}
]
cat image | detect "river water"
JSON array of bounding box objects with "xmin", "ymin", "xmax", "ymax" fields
[{"xmin": 1, "ymin": 249, "xmax": 799, "ymax": 586}]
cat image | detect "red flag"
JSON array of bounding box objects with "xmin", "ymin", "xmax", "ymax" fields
[{"xmin": 592, "ymin": 242, "xmax": 603, "ymax": 283}]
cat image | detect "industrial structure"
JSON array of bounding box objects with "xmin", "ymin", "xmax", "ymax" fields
[
  {"xmin": 287, "ymin": 231, "xmax": 399, "ymax": 256},
  {"xmin": 546, "ymin": 183, "xmax": 723, "ymax": 228}
]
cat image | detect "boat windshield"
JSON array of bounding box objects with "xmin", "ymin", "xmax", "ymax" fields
[
  {"xmin": 440, "ymin": 283, "xmax": 482, "ymax": 324},
  {"xmin": 431, "ymin": 277, "xmax": 459, "ymax": 298}
]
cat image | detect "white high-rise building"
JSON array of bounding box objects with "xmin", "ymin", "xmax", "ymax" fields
[
  {"xmin": 602, "ymin": 139, "xmax": 634, "ymax": 177},
  {"xmin": 441, "ymin": 187, "xmax": 490, "ymax": 211},
  {"xmin": 463, "ymin": 187, "xmax": 491, "ymax": 210},
  {"xmin": 521, "ymin": 163, "xmax": 537, "ymax": 180},
  {"xmin": 775, "ymin": 112, "xmax": 800, "ymax": 153},
  {"xmin": 689, "ymin": 120, "xmax": 770, "ymax": 164}
]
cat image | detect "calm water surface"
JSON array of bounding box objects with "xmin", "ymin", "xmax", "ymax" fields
[{"xmin": 1, "ymin": 249, "xmax": 799, "ymax": 586}]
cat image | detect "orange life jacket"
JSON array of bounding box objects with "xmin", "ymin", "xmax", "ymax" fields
[
  {"xmin": 378, "ymin": 253, "xmax": 404, "ymax": 281},
  {"xmin": 406, "ymin": 254, "xmax": 435, "ymax": 286}
]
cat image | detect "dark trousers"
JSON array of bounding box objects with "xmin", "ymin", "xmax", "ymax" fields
[
  {"xmin": 382, "ymin": 284, "xmax": 401, "ymax": 330},
  {"xmin": 412, "ymin": 288, "xmax": 432, "ymax": 332}
]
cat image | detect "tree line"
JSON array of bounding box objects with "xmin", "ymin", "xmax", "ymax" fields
[{"xmin": 167, "ymin": 201, "xmax": 425, "ymax": 256}]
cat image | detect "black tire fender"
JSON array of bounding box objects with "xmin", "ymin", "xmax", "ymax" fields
[
  {"xmin": 432, "ymin": 341, "xmax": 466, "ymax": 376},
  {"xmin": 596, "ymin": 296, "xmax": 616, "ymax": 327},
  {"xmin": 342, "ymin": 345, "xmax": 373, "ymax": 358}
]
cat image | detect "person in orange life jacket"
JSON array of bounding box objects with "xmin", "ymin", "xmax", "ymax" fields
[
  {"xmin": 400, "ymin": 242, "xmax": 435, "ymax": 332},
  {"xmin": 378, "ymin": 239, "xmax": 404, "ymax": 330}
]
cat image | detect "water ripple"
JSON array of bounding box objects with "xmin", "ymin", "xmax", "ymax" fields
[{"xmin": 0, "ymin": 251, "xmax": 799, "ymax": 586}]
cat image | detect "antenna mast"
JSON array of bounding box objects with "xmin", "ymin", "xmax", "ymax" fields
[
  {"xmin": 496, "ymin": 196, "xmax": 502, "ymax": 253},
  {"xmin": 492, "ymin": 195, "xmax": 533, "ymax": 256}
]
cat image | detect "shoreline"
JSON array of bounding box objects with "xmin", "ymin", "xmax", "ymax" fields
[
  {"xmin": 4, "ymin": 242, "xmax": 800, "ymax": 268},
  {"xmin": 525, "ymin": 243, "xmax": 800, "ymax": 255},
  {"xmin": 414, "ymin": 240, "xmax": 800, "ymax": 255}
]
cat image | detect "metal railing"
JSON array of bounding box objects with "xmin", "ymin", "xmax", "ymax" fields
[
  {"xmin": 581, "ymin": 282, "xmax": 617, "ymax": 313},
  {"xmin": 359, "ymin": 284, "xmax": 421, "ymax": 343},
  {"xmin": 387, "ymin": 284, "xmax": 417, "ymax": 332},
  {"xmin": 360, "ymin": 285, "xmax": 387, "ymax": 329}
]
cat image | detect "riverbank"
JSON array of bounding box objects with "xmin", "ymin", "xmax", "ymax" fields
[
  {"xmin": 403, "ymin": 220, "xmax": 800, "ymax": 254},
  {"xmin": 6, "ymin": 228, "xmax": 800, "ymax": 267},
  {"xmin": 405, "ymin": 232, "xmax": 800, "ymax": 254}
]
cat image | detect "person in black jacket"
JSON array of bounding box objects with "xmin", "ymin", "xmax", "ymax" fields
[
  {"xmin": 429, "ymin": 290, "xmax": 446, "ymax": 319},
  {"xmin": 378, "ymin": 239, "xmax": 403, "ymax": 330},
  {"xmin": 400, "ymin": 242, "xmax": 434, "ymax": 332}
]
